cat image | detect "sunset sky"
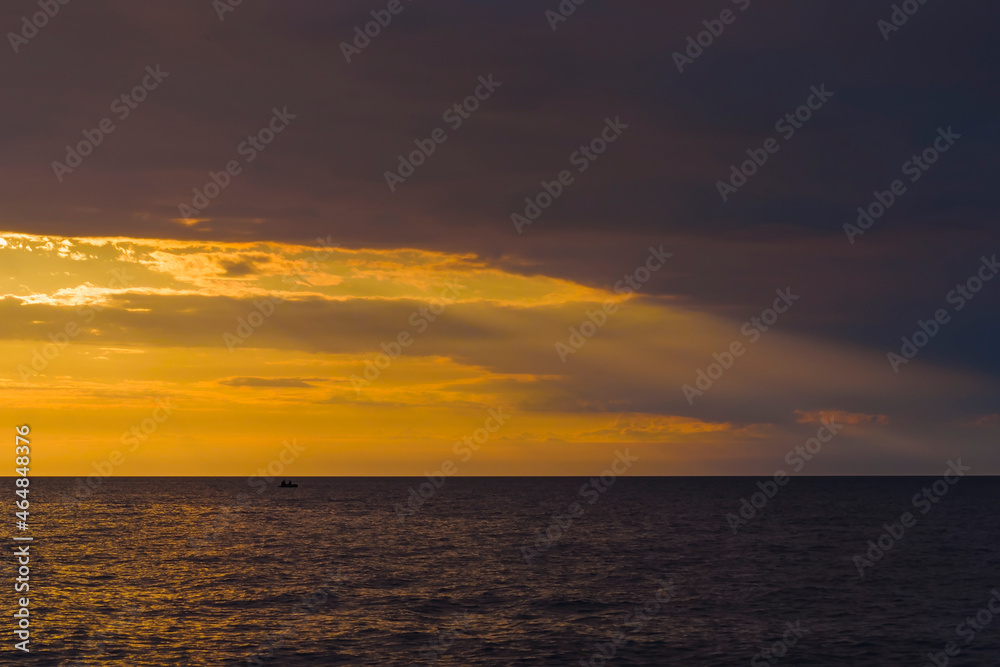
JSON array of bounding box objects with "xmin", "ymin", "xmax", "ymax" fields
[{"xmin": 2, "ymin": 0, "xmax": 997, "ymax": 475}]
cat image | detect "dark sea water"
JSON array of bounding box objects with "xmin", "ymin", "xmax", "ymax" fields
[{"xmin": 6, "ymin": 477, "xmax": 1000, "ymax": 665}]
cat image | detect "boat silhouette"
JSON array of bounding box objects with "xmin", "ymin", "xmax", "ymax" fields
[{"xmin": 279, "ymin": 479, "xmax": 298, "ymax": 488}]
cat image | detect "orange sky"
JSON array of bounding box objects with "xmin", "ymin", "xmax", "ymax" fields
[{"xmin": 2, "ymin": 232, "xmax": 995, "ymax": 476}]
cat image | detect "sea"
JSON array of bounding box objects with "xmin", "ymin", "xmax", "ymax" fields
[{"xmin": 6, "ymin": 476, "xmax": 1000, "ymax": 665}]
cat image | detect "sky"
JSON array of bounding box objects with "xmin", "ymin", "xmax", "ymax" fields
[{"xmin": 1, "ymin": 0, "xmax": 998, "ymax": 476}]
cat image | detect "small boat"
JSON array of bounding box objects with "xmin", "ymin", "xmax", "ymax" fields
[{"xmin": 279, "ymin": 480, "xmax": 298, "ymax": 488}]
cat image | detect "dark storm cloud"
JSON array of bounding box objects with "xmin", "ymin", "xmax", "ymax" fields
[{"xmin": 1, "ymin": 0, "xmax": 997, "ymax": 377}]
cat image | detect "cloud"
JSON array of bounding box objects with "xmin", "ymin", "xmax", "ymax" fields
[
  {"xmin": 220, "ymin": 260, "xmax": 259, "ymax": 277},
  {"xmin": 219, "ymin": 377, "xmax": 323, "ymax": 388},
  {"xmin": 794, "ymin": 409, "xmax": 890, "ymax": 426},
  {"xmin": 0, "ymin": 1, "xmax": 996, "ymax": 473},
  {"xmin": 960, "ymin": 413, "xmax": 1000, "ymax": 429}
]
